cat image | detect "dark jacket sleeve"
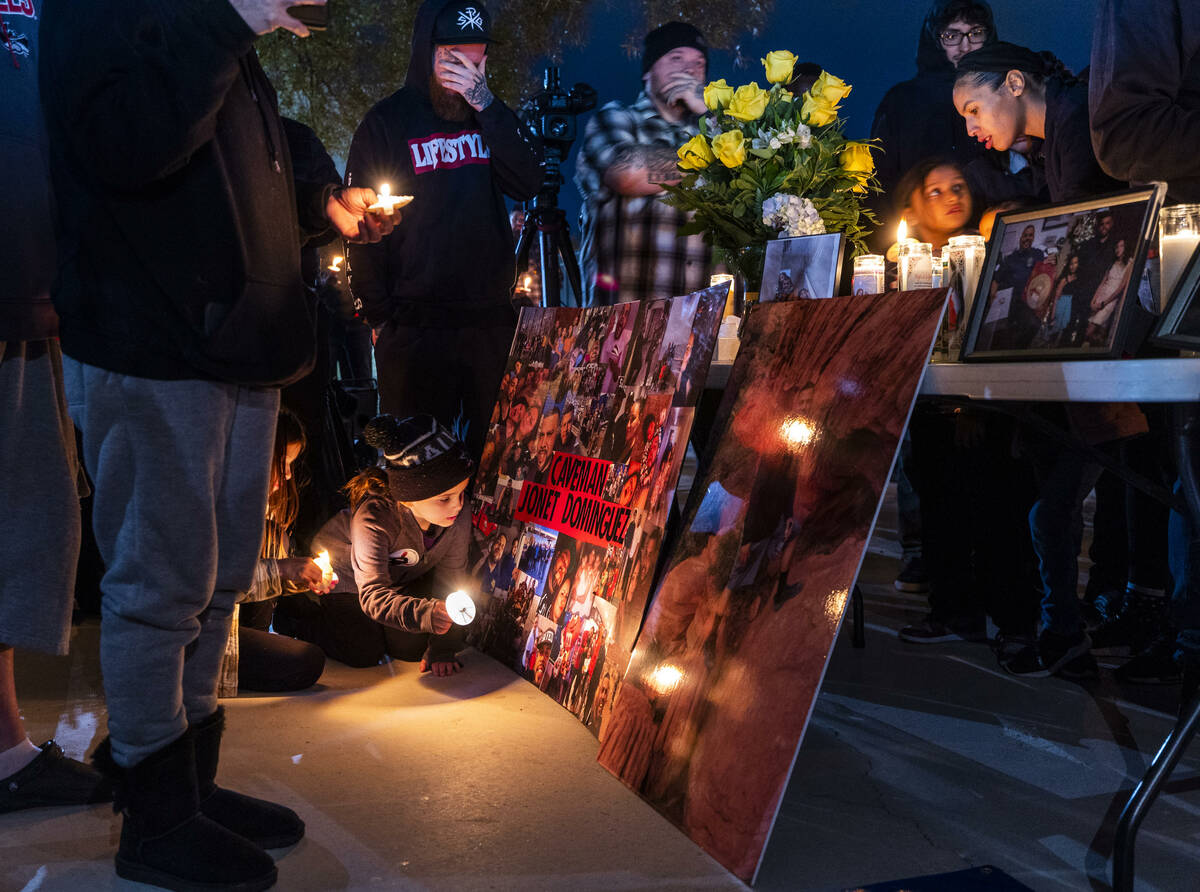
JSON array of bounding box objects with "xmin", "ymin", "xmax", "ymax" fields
[
  {"xmin": 1089, "ymin": 0, "xmax": 1200, "ymax": 191},
  {"xmin": 475, "ymin": 99, "xmax": 543, "ymax": 201},
  {"xmin": 283, "ymin": 118, "xmax": 342, "ymax": 246},
  {"xmin": 40, "ymin": 0, "xmax": 256, "ymax": 191},
  {"xmin": 868, "ymin": 86, "xmax": 906, "ymax": 197},
  {"xmin": 350, "ymin": 499, "xmax": 439, "ymax": 634},
  {"xmin": 1048, "ymin": 87, "xmax": 1123, "ymax": 202},
  {"xmin": 344, "ymin": 111, "xmax": 394, "ymax": 327}
]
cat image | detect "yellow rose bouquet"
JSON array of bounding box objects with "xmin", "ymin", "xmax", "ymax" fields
[{"xmin": 664, "ymin": 56, "xmax": 879, "ymax": 288}]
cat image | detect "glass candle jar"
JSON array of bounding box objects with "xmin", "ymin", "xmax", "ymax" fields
[
  {"xmin": 851, "ymin": 254, "xmax": 885, "ymax": 295},
  {"xmin": 1159, "ymin": 204, "xmax": 1200, "ymax": 306},
  {"xmin": 898, "ymin": 241, "xmax": 934, "ymax": 290}
]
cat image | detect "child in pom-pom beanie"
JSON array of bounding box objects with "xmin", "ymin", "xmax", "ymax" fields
[{"xmin": 288, "ymin": 415, "xmax": 477, "ymax": 676}]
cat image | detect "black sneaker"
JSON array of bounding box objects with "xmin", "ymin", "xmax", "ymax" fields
[
  {"xmin": 899, "ymin": 616, "xmax": 986, "ymax": 644},
  {"xmin": 1114, "ymin": 640, "xmax": 1182, "ymax": 685},
  {"xmin": 894, "ymin": 558, "xmax": 929, "ymax": 593},
  {"xmin": 0, "ymin": 741, "xmax": 112, "ymax": 814},
  {"xmin": 1003, "ymin": 630, "xmax": 1092, "ymax": 678},
  {"xmin": 1090, "ymin": 592, "xmax": 1169, "ymax": 656}
]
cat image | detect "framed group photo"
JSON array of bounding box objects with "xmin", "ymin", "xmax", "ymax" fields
[
  {"xmin": 1152, "ymin": 245, "xmax": 1200, "ymax": 351},
  {"xmin": 758, "ymin": 233, "xmax": 845, "ymax": 302},
  {"xmin": 962, "ymin": 186, "xmax": 1165, "ymax": 362}
]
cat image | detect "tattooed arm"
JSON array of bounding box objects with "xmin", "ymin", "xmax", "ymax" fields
[
  {"xmin": 602, "ymin": 144, "xmax": 682, "ymax": 196},
  {"xmin": 435, "ymin": 48, "xmax": 494, "ymax": 112}
]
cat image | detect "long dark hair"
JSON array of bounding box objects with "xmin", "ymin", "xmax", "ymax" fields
[{"xmin": 264, "ymin": 409, "xmax": 306, "ymax": 558}]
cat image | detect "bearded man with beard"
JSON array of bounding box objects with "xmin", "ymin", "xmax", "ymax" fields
[{"xmin": 346, "ymin": 0, "xmax": 542, "ymax": 460}]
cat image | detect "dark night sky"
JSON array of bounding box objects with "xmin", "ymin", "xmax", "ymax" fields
[{"xmin": 544, "ymin": 0, "xmax": 1097, "ymax": 232}]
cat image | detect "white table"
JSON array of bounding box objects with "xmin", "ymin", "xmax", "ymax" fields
[{"xmin": 707, "ymin": 358, "xmax": 1200, "ymax": 404}]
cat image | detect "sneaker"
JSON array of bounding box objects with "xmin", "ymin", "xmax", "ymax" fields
[
  {"xmin": 1090, "ymin": 591, "xmax": 1169, "ymax": 656},
  {"xmin": 1114, "ymin": 640, "xmax": 1182, "ymax": 685},
  {"xmin": 899, "ymin": 615, "xmax": 985, "ymax": 644},
  {"xmin": 0, "ymin": 741, "xmax": 112, "ymax": 814},
  {"xmin": 894, "ymin": 558, "xmax": 929, "ymax": 593},
  {"xmin": 1003, "ymin": 630, "xmax": 1092, "ymax": 678}
]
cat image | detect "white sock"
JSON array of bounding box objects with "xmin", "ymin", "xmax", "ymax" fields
[{"xmin": 0, "ymin": 736, "xmax": 41, "ymax": 779}]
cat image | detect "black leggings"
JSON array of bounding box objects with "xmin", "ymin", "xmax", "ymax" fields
[
  {"xmin": 273, "ymin": 592, "xmax": 465, "ymax": 669},
  {"xmin": 236, "ymin": 600, "xmax": 325, "ymax": 692}
]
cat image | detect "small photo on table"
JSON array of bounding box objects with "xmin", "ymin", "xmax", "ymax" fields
[
  {"xmin": 963, "ymin": 186, "xmax": 1165, "ymax": 361},
  {"xmin": 758, "ymin": 233, "xmax": 845, "ymax": 302}
]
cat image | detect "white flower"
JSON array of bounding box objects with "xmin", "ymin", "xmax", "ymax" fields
[{"xmin": 761, "ymin": 194, "xmax": 826, "ymax": 237}]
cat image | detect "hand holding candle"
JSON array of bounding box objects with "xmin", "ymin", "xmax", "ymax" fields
[
  {"xmin": 445, "ymin": 589, "xmax": 476, "ymax": 626},
  {"xmin": 314, "ymin": 550, "xmax": 335, "ymax": 589},
  {"xmin": 326, "ymin": 186, "xmax": 397, "ymax": 244},
  {"xmin": 367, "ymin": 183, "xmax": 413, "ymax": 216}
]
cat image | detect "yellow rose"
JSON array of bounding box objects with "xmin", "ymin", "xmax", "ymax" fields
[
  {"xmin": 841, "ymin": 143, "xmax": 875, "ymax": 192},
  {"xmin": 703, "ymin": 78, "xmax": 735, "ymax": 111},
  {"xmin": 711, "ymin": 130, "xmax": 746, "ymax": 168},
  {"xmin": 677, "ymin": 135, "xmax": 716, "ymax": 171},
  {"xmin": 840, "ymin": 143, "xmax": 874, "ymax": 176},
  {"xmin": 762, "ymin": 50, "xmax": 798, "ymax": 85},
  {"xmin": 801, "ymin": 93, "xmax": 838, "ymax": 127},
  {"xmin": 811, "ymin": 71, "xmax": 852, "ymax": 105},
  {"xmin": 726, "ymin": 83, "xmax": 770, "ymax": 122}
]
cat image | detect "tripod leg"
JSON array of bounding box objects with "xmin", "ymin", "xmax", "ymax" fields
[{"xmin": 558, "ymin": 221, "xmax": 585, "ymax": 309}]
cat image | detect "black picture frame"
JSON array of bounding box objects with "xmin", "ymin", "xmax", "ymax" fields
[
  {"xmin": 758, "ymin": 233, "xmax": 846, "ymax": 302},
  {"xmin": 1151, "ymin": 243, "xmax": 1200, "ymax": 351},
  {"xmin": 961, "ymin": 186, "xmax": 1165, "ymax": 362}
]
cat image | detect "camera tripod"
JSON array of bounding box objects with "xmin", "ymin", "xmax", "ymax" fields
[
  {"xmin": 515, "ymin": 67, "xmax": 595, "ymax": 308},
  {"xmin": 515, "ymin": 146, "xmax": 584, "ymax": 308}
]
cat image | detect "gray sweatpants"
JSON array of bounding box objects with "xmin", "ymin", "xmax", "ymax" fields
[
  {"xmin": 0, "ymin": 340, "xmax": 82, "ymax": 655},
  {"xmin": 63, "ymin": 358, "xmax": 279, "ymax": 767}
]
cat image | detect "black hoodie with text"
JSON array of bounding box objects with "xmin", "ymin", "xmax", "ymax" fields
[{"xmin": 345, "ymin": 0, "xmax": 542, "ymax": 329}]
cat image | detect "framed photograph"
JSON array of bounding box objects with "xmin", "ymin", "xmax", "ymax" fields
[
  {"xmin": 758, "ymin": 233, "xmax": 845, "ymax": 302},
  {"xmin": 1151, "ymin": 245, "xmax": 1200, "ymax": 351},
  {"xmin": 962, "ymin": 186, "xmax": 1165, "ymax": 361}
]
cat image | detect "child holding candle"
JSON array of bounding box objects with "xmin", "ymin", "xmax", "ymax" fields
[{"xmin": 283, "ymin": 414, "xmax": 469, "ymax": 676}]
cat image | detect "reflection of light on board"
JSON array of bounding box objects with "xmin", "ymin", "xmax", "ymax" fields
[
  {"xmin": 825, "ymin": 589, "xmax": 849, "ymax": 622},
  {"xmin": 648, "ymin": 663, "xmax": 684, "ymax": 696},
  {"xmin": 781, "ymin": 417, "xmax": 815, "ymax": 446}
]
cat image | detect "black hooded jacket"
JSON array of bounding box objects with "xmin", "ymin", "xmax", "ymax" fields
[
  {"xmin": 869, "ymin": 1, "xmax": 993, "ymax": 197},
  {"xmin": 345, "ymin": 0, "xmax": 543, "ymax": 329},
  {"xmin": 39, "ymin": 0, "xmax": 333, "ymax": 385}
]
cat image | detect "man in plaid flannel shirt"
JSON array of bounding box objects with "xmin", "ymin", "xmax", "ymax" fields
[{"xmin": 575, "ymin": 22, "xmax": 713, "ymax": 305}]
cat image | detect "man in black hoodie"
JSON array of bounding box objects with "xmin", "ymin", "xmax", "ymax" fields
[
  {"xmin": 39, "ymin": 1, "xmax": 391, "ymax": 889},
  {"xmin": 346, "ymin": 0, "xmax": 542, "ymax": 461},
  {"xmin": 870, "ymin": 1, "xmax": 995, "ymax": 209}
]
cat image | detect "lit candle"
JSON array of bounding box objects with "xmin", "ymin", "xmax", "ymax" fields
[
  {"xmin": 328, "ymin": 255, "xmax": 344, "ymax": 273},
  {"xmin": 314, "ymin": 550, "xmax": 334, "ymax": 588},
  {"xmin": 367, "ymin": 183, "xmax": 413, "ymax": 216},
  {"xmin": 445, "ymin": 589, "xmax": 476, "ymax": 626},
  {"xmin": 897, "ymin": 219, "xmax": 909, "ymax": 246},
  {"xmin": 1162, "ymin": 230, "xmax": 1200, "ymax": 302}
]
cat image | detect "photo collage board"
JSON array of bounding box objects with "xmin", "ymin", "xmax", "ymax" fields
[
  {"xmin": 469, "ymin": 285, "xmax": 726, "ymax": 736},
  {"xmin": 597, "ymin": 290, "xmax": 948, "ymax": 882}
]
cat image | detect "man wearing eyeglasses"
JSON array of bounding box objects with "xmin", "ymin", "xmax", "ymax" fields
[{"xmin": 869, "ymin": 1, "xmax": 998, "ymax": 205}]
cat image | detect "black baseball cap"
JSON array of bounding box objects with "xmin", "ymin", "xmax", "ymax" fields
[{"xmin": 432, "ymin": 2, "xmax": 494, "ymax": 44}]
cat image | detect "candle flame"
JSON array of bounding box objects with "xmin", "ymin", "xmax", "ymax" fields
[
  {"xmin": 897, "ymin": 219, "xmax": 908, "ymax": 245},
  {"xmin": 328, "ymin": 256, "xmax": 344, "ymax": 272},
  {"xmin": 445, "ymin": 589, "xmax": 476, "ymax": 626},
  {"xmin": 379, "ymin": 183, "xmax": 392, "ymax": 198},
  {"xmin": 314, "ymin": 550, "xmax": 334, "ymax": 587},
  {"xmin": 523, "ymin": 274, "xmax": 533, "ymax": 289}
]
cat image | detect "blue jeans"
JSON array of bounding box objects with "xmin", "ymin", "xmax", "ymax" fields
[{"xmin": 1029, "ymin": 444, "xmax": 1103, "ymax": 638}]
